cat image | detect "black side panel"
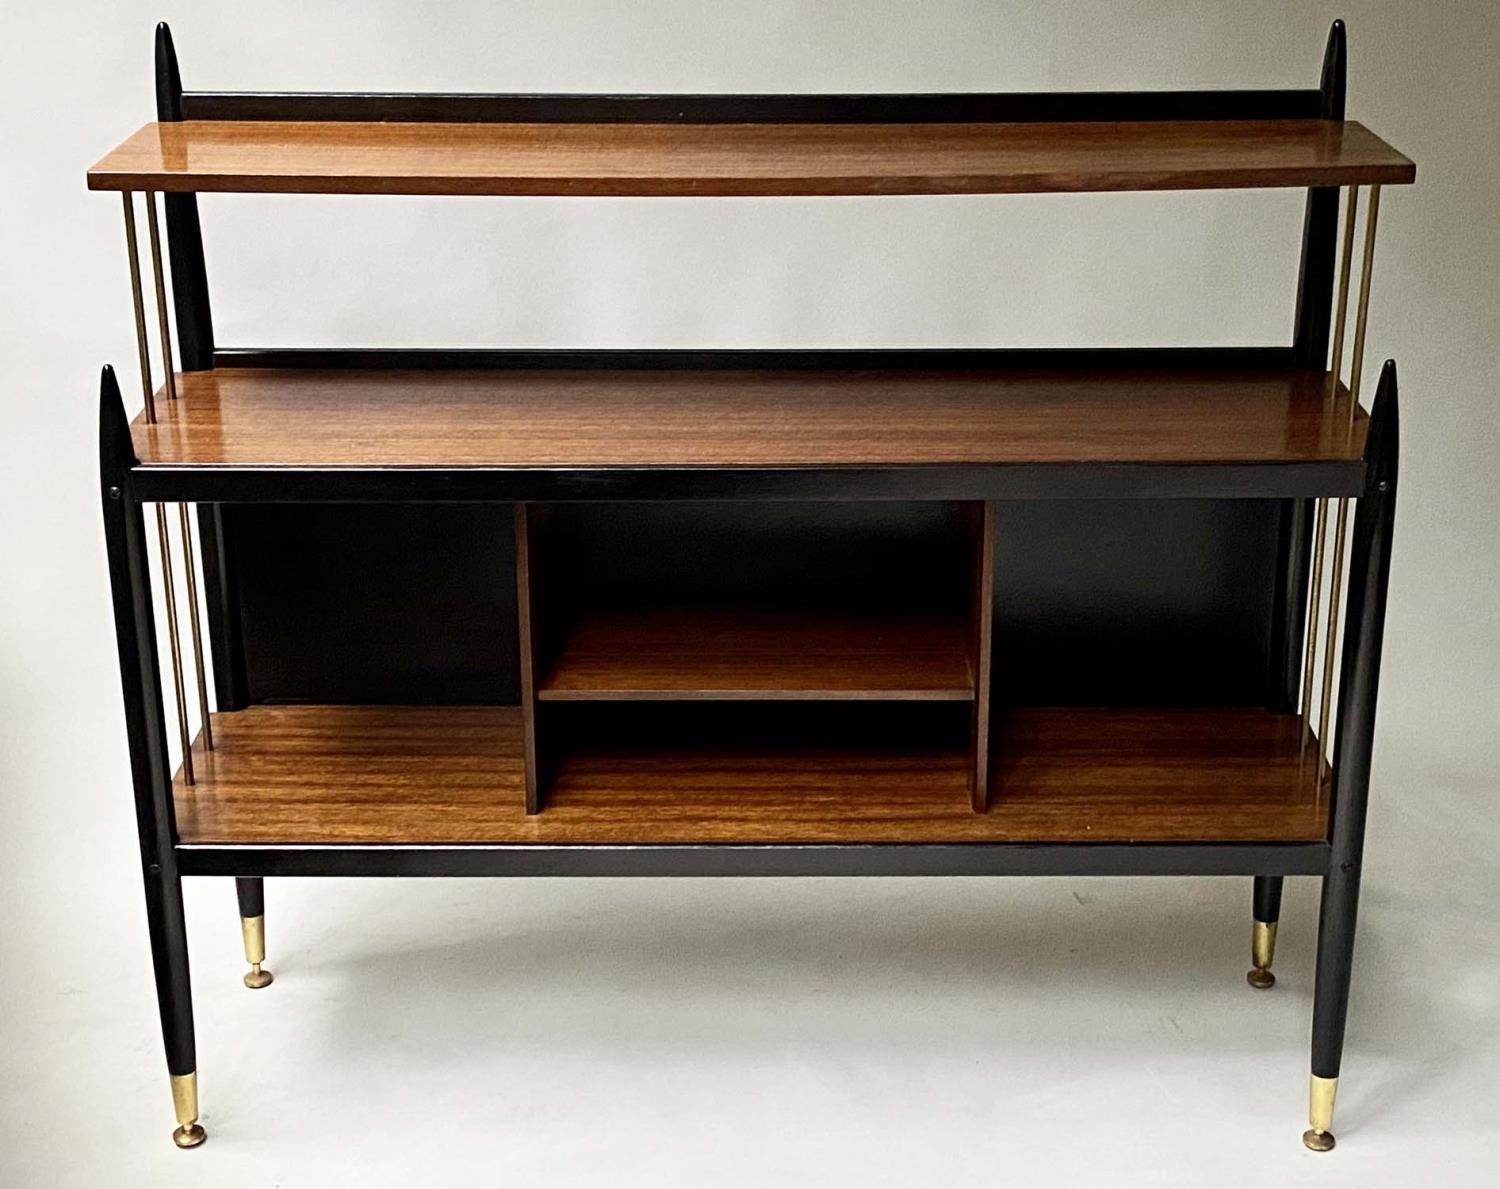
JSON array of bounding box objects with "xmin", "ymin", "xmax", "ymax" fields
[
  {"xmin": 993, "ymin": 500, "xmax": 1279, "ymax": 706},
  {"xmin": 231, "ymin": 505, "xmax": 517, "ymax": 704}
]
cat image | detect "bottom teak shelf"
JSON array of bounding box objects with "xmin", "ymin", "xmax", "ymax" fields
[{"xmin": 171, "ymin": 704, "xmax": 1330, "ymax": 846}]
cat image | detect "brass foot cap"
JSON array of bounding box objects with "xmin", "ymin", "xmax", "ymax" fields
[
  {"xmin": 173, "ymin": 1123, "xmax": 207, "ymax": 1149},
  {"xmin": 1302, "ymin": 1128, "xmax": 1336, "ymax": 1152},
  {"xmin": 1246, "ymin": 966, "xmax": 1276, "ymax": 990},
  {"xmin": 243, "ymin": 966, "xmax": 274, "ymax": 990}
]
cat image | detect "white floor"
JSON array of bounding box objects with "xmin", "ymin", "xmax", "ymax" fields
[{"xmin": 2, "ymin": 740, "xmax": 1497, "ymax": 1188}]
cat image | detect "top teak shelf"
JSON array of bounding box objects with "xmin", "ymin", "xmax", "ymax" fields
[{"xmin": 87, "ymin": 118, "xmax": 1414, "ymax": 197}]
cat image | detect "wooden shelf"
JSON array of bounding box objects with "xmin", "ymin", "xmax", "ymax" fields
[
  {"xmin": 88, "ymin": 118, "xmax": 1413, "ymax": 196},
  {"xmin": 172, "ymin": 704, "xmax": 1328, "ymax": 846},
  {"xmin": 131, "ymin": 364, "xmax": 1366, "ymax": 471},
  {"xmin": 537, "ymin": 602, "xmax": 974, "ymax": 701}
]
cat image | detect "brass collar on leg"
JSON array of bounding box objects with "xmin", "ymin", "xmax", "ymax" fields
[
  {"xmin": 241, "ymin": 914, "xmax": 274, "ymax": 988},
  {"xmin": 1303, "ymin": 1074, "xmax": 1338, "ymax": 1152},
  {"xmin": 170, "ymin": 1071, "xmax": 206, "ymax": 1149},
  {"xmin": 1247, "ymin": 920, "xmax": 1278, "ymax": 989}
]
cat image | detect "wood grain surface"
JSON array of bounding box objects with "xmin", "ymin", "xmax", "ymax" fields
[
  {"xmin": 537, "ymin": 602, "xmax": 974, "ymax": 700},
  {"xmin": 171, "ymin": 704, "xmax": 1328, "ymax": 845},
  {"xmin": 88, "ymin": 119, "xmax": 1414, "ymax": 196},
  {"xmin": 131, "ymin": 366, "xmax": 1368, "ymax": 469}
]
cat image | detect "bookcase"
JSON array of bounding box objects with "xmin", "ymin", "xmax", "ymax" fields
[{"xmin": 91, "ymin": 21, "xmax": 1413, "ymax": 1151}]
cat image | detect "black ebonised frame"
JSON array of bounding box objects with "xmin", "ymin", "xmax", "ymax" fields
[{"xmin": 100, "ymin": 19, "xmax": 1399, "ymax": 1145}]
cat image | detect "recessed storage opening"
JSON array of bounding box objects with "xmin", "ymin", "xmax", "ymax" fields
[
  {"xmin": 198, "ymin": 495, "xmax": 1323, "ymax": 840},
  {"xmin": 224, "ymin": 503, "xmax": 518, "ymax": 705},
  {"xmin": 983, "ymin": 496, "xmax": 1311, "ymax": 816},
  {"xmin": 991, "ymin": 498, "xmax": 1284, "ymax": 707},
  {"xmin": 516, "ymin": 500, "xmax": 993, "ymax": 811}
]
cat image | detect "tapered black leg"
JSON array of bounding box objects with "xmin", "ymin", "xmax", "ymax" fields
[
  {"xmin": 1305, "ymin": 363, "xmax": 1399, "ymax": 1151},
  {"xmin": 1247, "ymin": 876, "xmax": 1283, "ymax": 989},
  {"xmin": 100, "ymin": 367, "xmax": 205, "ymax": 1148},
  {"xmin": 236, "ymin": 877, "xmax": 274, "ymax": 988}
]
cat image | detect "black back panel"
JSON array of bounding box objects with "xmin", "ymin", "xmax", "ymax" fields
[
  {"xmin": 230, "ymin": 504, "xmax": 517, "ymax": 704},
  {"xmin": 993, "ymin": 500, "xmax": 1279, "ymax": 706},
  {"xmin": 226, "ymin": 499, "xmax": 1276, "ymax": 709},
  {"xmin": 535, "ymin": 501, "xmax": 971, "ymax": 604}
]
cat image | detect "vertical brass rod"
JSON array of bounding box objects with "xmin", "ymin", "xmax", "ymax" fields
[
  {"xmin": 1301, "ymin": 185, "xmax": 1358, "ymax": 739},
  {"xmin": 1328, "ymin": 186, "xmax": 1359, "ymax": 394},
  {"xmin": 1316, "ymin": 498, "xmax": 1350, "ymax": 777},
  {"xmin": 1300, "ymin": 498, "xmax": 1329, "ymax": 734},
  {"xmin": 178, "ymin": 505, "xmax": 214, "ymax": 751},
  {"xmin": 120, "ymin": 192, "xmax": 157, "ymax": 425},
  {"xmin": 144, "ymin": 190, "xmax": 211, "ymax": 760},
  {"xmin": 1348, "ymin": 184, "xmax": 1383, "ymax": 409},
  {"xmin": 155, "ymin": 505, "xmax": 195, "ymax": 786},
  {"xmin": 143, "ymin": 192, "xmax": 177, "ymax": 403},
  {"xmin": 1315, "ymin": 186, "xmax": 1382, "ymax": 775}
]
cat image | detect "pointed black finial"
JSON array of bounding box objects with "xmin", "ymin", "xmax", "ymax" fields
[
  {"xmin": 99, "ymin": 365, "xmax": 139, "ymax": 475},
  {"xmin": 1319, "ymin": 21, "xmax": 1347, "ymax": 120},
  {"xmin": 1365, "ymin": 359, "xmax": 1399, "ymax": 487},
  {"xmin": 155, "ymin": 22, "xmax": 183, "ymax": 121}
]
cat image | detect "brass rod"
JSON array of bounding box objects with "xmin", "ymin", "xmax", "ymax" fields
[
  {"xmin": 177, "ymin": 505, "xmax": 214, "ymax": 751},
  {"xmin": 1348, "ymin": 184, "xmax": 1382, "ymax": 410},
  {"xmin": 120, "ymin": 192, "xmax": 156, "ymax": 424},
  {"xmin": 1316, "ymin": 497, "xmax": 1351, "ymax": 777},
  {"xmin": 142, "ymin": 192, "xmax": 212, "ymax": 751},
  {"xmin": 155, "ymin": 505, "xmax": 195, "ymax": 786},
  {"xmin": 1314, "ymin": 185, "xmax": 1382, "ymax": 773},
  {"xmin": 143, "ymin": 192, "xmax": 177, "ymax": 402},
  {"xmin": 1300, "ymin": 497, "xmax": 1329, "ymax": 735},
  {"xmin": 1327, "ymin": 186, "xmax": 1359, "ymax": 394}
]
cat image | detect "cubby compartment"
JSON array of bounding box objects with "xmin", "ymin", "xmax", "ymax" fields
[
  {"xmin": 223, "ymin": 503, "xmax": 519, "ymax": 706},
  {"xmin": 516, "ymin": 500, "xmax": 994, "ymax": 811}
]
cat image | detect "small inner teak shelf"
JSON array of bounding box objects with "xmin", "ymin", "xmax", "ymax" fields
[
  {"xmin": 129, "ymin": 364, "xmax": 1367, "ymax": 470},
  {"xmin": 537, "ymin": 602, "xmax": 974, "ymax": 701},
  {"xmin": 171, "ymin": 704, "xmax": 1330, "ymax": 846},
  {"xmin": 87, "ymin": 118, "xmax": 1414, "ymax": 196}
]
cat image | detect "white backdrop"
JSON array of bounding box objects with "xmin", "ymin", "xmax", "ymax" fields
[{"xmin": 2, "ymin": 3, "xmax": 1498, "ymax": 1186}]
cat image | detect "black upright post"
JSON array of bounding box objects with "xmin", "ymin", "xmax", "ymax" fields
[
  {"xmin": 1304, "ymin": 361, "xmax": 1400, "ymax": 1152},
  {"xmin": 1273, "ymin": 20, "xmax": 1347, "ymax": 711},
  {"xmin": 99, "ymin": 367, "xmax": 206, "ymax": 1149},
  {"xmin": 156, "ymin": 23, "xmax": 247, "ymax": 710},
  {"xmin": 1276, "ymin": 20, "xmax": 1347, "ymax": 701},
  {"xmin": 1257, "ymin": 23, "xmax": 1350, "ymax": 985},
  {"xmin": 155, "ymin": 23, "xmax": 214, "ymax": 371}
]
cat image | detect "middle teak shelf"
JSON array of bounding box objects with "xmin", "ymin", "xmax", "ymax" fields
[
  {"xmin": 126, "ymin": 357, "xmax": 1367, "ymax": 489},
  {"xmin": 536, "ymin": 602, "xmax": 975, "ymax": 702}
]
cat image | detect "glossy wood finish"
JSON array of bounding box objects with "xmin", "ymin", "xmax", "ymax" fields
[
  {"xmin": 970, "ymin": 502, "xmax": 997, "ymax": 810},
  {"xmin": 88, "ymin": 119, "xmax": 1413, "ymax": 196},
  {"xmin": 131, "ymin": 366, "xmax": 1367, "ymax": 470},
  {"xmin": 538, "ymin": 603, "xmax": 974, "ymax": 701},
  {"xmin": 171, "ymin": 704, "xmax": 1328, "ymax": 845},
  {"xmin": 514, "ymin": 505, "xmax": 543, "ymax": 813}
]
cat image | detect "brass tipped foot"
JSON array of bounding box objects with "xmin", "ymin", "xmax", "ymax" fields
[
  {"xmin": 1247, "ymin": 920, "xmax": 1278, "ymax": 989},
  {"xmin": 170, "ymin": 1071, "xmax": 205, "ymax": 1149},
  {"xmin": 1246, "ymin": 966, "xmax": 1276, "ymax": 989},
  {"xmin": 173, "ymin": 1122, "xmax": 207, "ymax": 1149},
  {"xmin": 1304, "ymin": 1074, "xmax": 1338, "ymax": 1152},
  {"xmin": 240, "ymin": 914, "xmax": 272, "ymax": 989},
  {"xmin": 243, "ymin": 963, "xmax": 273, "ymax": 990}
]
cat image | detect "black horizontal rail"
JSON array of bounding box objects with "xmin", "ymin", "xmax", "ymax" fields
[
  {"xmin": 213, "ymin": 345, "xmax": 1302, "ymax": 372},
  {"xmin": 176, "ymin": 841, "xmax": 1332, "ymax": 878},
  {"xmin": 181, "ymin": 89, "xmax": 1325, "ymax": 125},
  {"xmin": 126, "ymin": 461, "xmax": 1366, "ymax": 505}
]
